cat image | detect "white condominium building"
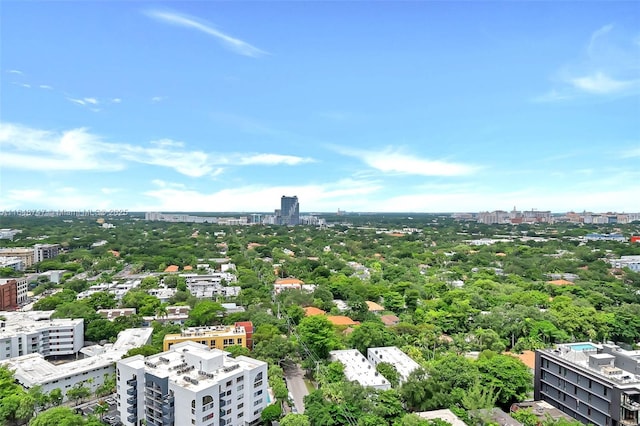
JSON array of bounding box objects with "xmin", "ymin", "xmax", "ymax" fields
[
  {"xmin": 117, "ymin": 341, "xmax": 268, "ymax": 426},
  {"xmin": 33, "ymin": 244, "xmax": 60, "ymax": 263},
  {"xmin": 0, "ymin": 328, "xmax": 152, "ymax": 400},
  {"xmin": 367, "ymin": 346, "xmax": 421, "ymax": 383},
  {"xmin": 329, "ymin": 349, "xmax": 391, "ymax": 390},
  {"xmin": 0, "ymin": 311, "xmax": 83, "ymax": 360}
]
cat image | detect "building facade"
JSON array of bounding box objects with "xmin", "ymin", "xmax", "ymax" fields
[
  {"xmin": 0, "ymin": 277, "xmax": 28, "ymax": 304},
  {"xmin": 117, "ymin": 341, "xmax": 268, "ymax": 426},
  {"xmin": 0, "ymin": 280, "xmax": 18, "ymax": 311},
  {"xmin": 163, "ymin": 325, "xmax": 246, "ymax": 352},
  {"xmin": 1, "ymin": 328, "xmax": 151, "ymax": 401},
  {"xmin": 280, "ymin": 196, "xmax": 300, "ymax": 226},
  {"xmin": 534, "ymin": 343, "xmax": 640, "ymax": 426},
  {"xmin": 0, "ymin": 311, "xmax": 83, "ymax": 360},
  {"xmin": 0, "ymin": 248, "xmax": 35, "ymax": 268},
  {"xmin": 33, "ymin": 244, "xmax": 60, "ymax": 263}
]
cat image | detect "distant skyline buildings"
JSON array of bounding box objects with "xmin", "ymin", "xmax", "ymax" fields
[{"xmin": 279, "ymin": 195, "xmax": 299, "ymax": 225}]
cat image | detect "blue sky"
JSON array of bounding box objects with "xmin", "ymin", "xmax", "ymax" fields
[{"xmin": 1, "ymin": 2, "xmax": 639, "ymax": 213}]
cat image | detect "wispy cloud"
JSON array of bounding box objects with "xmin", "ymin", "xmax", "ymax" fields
[
  {"xmin": 67, "ymin": 98, "xmax": 87, "ymax": 106},
  {"xmin": 0, "ymin": 122, "xmax": 316, "ymax": 178},
  {"xmin": 7, "ymin": 69, "xmax": 23, "ymax": 75},
  {"xmin": 137, "ymin": 178, "xmax": 382, "ymax": 212},
  {"xmin": 537, "ymin": 24, "xmax": 640, "ymax": 101},
  {"xmin": 39, "ymin": 85, "xmax": 53, "ymax": 90},
  {"xmin": 238, "ymin": 154, "xmax": 315, "ymax": 166},
  {"xmin": 570, "ymin": 72, "xmax": 639, "ymax": 95},
  {"xmin": 12, "ymin": 82, "xmax": 31, "ymax": 88},
  {"xmin": 151, "ymin": 96, "xmax": 165, "ymax": 103},
  {"xmin": 621, "ymin": 146, "xmax": 640, "ymax": 158},
  {"xmin": 145, "ymin": 9, "xmax": 267, "ymax": 58},
  {"xmin": 111, "ymin": 98, "xmax": 122, "ymax": 104},
  {"xmin": 336, "ymin": 146, "xmax": 478, "ymax": 177},
  {"xmin": 84, "ymin": 97, "xmax": 99, "ymax": 105}
]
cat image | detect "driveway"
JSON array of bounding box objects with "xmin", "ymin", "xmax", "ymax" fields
[{"xmin": 283, "ymin": 361, "xmax": 309, "ymax": 414}]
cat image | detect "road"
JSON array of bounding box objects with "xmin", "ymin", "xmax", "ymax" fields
[{"xmin": 283, "ymin": 361, "xmax": 309, "ymax": 414}]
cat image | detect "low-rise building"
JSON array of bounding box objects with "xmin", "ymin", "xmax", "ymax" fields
[
  {"xmin": 0, "ymin": 256, "xmax": 24, "ymax": 271},
  {"xmin": 142, "ymin": 305, "xmax": 191, "ymax": 326},
  {"xmin": 163, "ymin": 325, "xmax": 247, "ymax": 351},
  {"xmin": 0, "ymin": 328, "xmax": 151, "ymax": 400},
  {"xmin": 117, "ymin": 341, "xmax": 267, "ymax": 426},
  {"xmin": 33, "ymin": 244, "xmax": 60, "ymax": 263},
  {"xmin": 0, "ymin": 248, "xmax": 34, "ymax": 268},
  {"xmin": 0, "ymin": 277, "xmax": 28, "ymax": 304},
  {"xmin": 367, "ymin": 346, "xmax": 421, "ymax": 383},
  {"xmin": 0, "ymin": 311, "xmax": 83, "ymax": 360},
  {"xmin": 609, "ymin": 256, "xmax": 640, "ymax": 273},
  {"xmin": 0, "ymin": 280, "xmax": 18, "ymax": 311},
  {"xmin": 97, "ymin": 308, "xmax": 137, "ymax": 321},
  {"xmin": 535, "ymin": 342, "xmax": 640, "ymax": 426},
  {"xmin": 330, "ymin": 349, "xmax": 391, "ymax": 390}
]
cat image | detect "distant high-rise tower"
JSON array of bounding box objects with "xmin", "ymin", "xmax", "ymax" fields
[{"xmin": 280, "ymin": 195, "xmax": 300, "ymax": 225}]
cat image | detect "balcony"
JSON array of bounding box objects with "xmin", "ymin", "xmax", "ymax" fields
[
  {"xmin": 126, "ymin": 387, "xmax": 136, "ymax": 396},
  {"xmin": 162, "ymin": 414, "xmax": 173, "ymax": 423},
  {"xmin": 623, "ymin": 401, "xmax": 640, "ymax": 412},
  {"xmin": 127, "ymin": 397, "xmax": 136, "ymax": 405},
  {"xmin": 127, "ymin": 415, "xmax": 137, "ymax": 423},
  {"xmin": 126, "ymin": 378, "xmax": 137, "ymax": 386},
  {"xmin": 620, "ymin": 420, "xmax": 639, "ymax": 426},
  {"xmin": 127, "ymin": 405, "xmax": 137, "ymax": 414}
]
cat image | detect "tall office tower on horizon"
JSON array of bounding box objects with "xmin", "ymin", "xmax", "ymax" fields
[{"xmin": 280, "ymin": 195, "xmax": 300, "ymax": 225}]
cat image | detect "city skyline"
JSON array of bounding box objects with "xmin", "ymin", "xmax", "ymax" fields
[{"xmin": 1, "ymin": 2, "xmax": 639, "ymax": 213}]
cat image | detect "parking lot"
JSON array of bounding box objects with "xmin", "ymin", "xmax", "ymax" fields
[{"xmin": 79, "ymin": 395, "xmax": 120, "ymax": 425}]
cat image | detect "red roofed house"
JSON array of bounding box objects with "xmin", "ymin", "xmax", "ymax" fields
[
  {"xmin": 274, "ymin": 278, "xmax": 304, "ymax": 294},
  {"xmin": 304, "ymin": 307, "xmax": 326, "ymax": 317},
  {"xmin": 327, "ymin": 315, "xmax": 360, "ymax": 327},
  {"xmin": 164, "ymin": 265, "xmax": 179, "ymax": 273},
  {"xmin": 366, "ymin": 301, "xmax": 385, "ymax": 313}
]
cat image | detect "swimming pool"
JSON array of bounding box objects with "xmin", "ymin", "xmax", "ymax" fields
[{"xmin": 569, "ymin": 343, "xmax": 597, "ymax": 351}]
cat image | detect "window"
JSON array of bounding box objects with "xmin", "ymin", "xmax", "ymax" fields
[
  {"xmin": 236, "ymin": 377, "xmax": 244, "ymax": 383},
  {"xmin": 237, "ymin": 403, "xmax": 244, "ymax": 409},
  {"xmin": 588, "ymin": 379, "xmax": 592, "ymax": 389},
  {"xmin": 254, "ymin": 399, "xmax": 263, "ymax": 406},
  {"xmin": 226, "ymin": 380, "xmax": 232, "ymax": 387},
  {"xmin": 237, "ymin": 338, "xmax": 242, "ymax": 345}
]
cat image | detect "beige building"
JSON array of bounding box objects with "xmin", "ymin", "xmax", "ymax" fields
[
  {"xmin": 0, "ymin": 248, "xmax": 35, "ymax": 268},
  {"xmin": 163, "ymin": 325, "xmax": 246, "ymax": 351}
]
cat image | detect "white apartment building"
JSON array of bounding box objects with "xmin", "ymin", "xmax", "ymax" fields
[
  {"xmin": 117, "ymin": 341, "xmax": 268, "ymax": 426},
  {"xmin": 609, "ymin": 255, "xmax": 640, "ymax": 272},
  {"xmin": 329, "ymin": 349, "xmax": 391, "ymax": 390},
  {"xmin": 0, "ymin": 277, "xmax": 29, "ymax": 304},
  {"xmin": 33, "ymin": 244, "xmax": 60, "ymax": 263},
  {"xmin": 183, "ymin": 274, "xmax": 240, "ymax": 299},
  {"xmin": 367, "ymin": 346, "xmax": 421, "ymax": 383},
  {"xmin": 1, "ymin": 328, "xmax": 152, "ymax": 400},
  {"xmin": 0, "ymin": 311, "xmax": 83, "ymax": 360},
  {"xmin": 0, "ymin": 256, "xmax": 24, "ymax": 271}
]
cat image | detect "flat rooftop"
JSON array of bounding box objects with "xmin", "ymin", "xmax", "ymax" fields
[
  {"xmin": 368, "ymin": 346, "xmax": 421, "ymax": 379},
  {"xmin": 0, "ymin": 311, "xmax": 82, "ymax": 336},
  {"xmin": 121, "ymin": 341, "xmax": 266, "ymax": 392},
  {"xmin": 330, "ymin": 349, "xmax": 389, "ymax": 388},
  {"xmin": 541, "ymin": 342, "xmax": 640, "ymax": 387},
  {"xmin": 164, "ymin": 325, "xmax": 245, "ymax": 342},
  {"xmin": 1, "ymin": 328, "xmax": 152, "ymax": 386}
]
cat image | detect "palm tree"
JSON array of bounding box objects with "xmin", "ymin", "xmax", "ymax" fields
[
  {"xmin": 155, "ymin": 303, "xmax": 168, "ymax": 319},
  {"xmin": 94, "ymin": 401, "xmax": 109, "ymax": 420}
]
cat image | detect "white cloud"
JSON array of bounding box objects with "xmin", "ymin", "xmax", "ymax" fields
[
  {"xmin": 0, "ymin": 187, "xmax": 115, "ymax": 211},
  {"xmin": 588, "ymin": 24, "xmax": 614, "ymax": 55},
  {"xmin": 151, "ymin": 96, "xmax": 165, "ymax": 103},
  {"xmin": 621, "ymin": 146, "xmax": 640, "ymax": 158},
  {"xmin": 145, "ymin": 9, "xmax": 267, "ymax": 58},
  {"xmin": 67, "ymin": 98, "xmax": 86, "ymax": 106},
  {"xmin": 0, "ymin": 122, "xmax": 317, "ymax": 178},
  {"xmin": 7, "ymin": 69, "xmax": 23, "ymax": 74},
  {"xmin": 570, "ymin": 72, "xmax": 639, "ymax": 94},
  {"xmin": 39, "ymin": 85, "xmax": 53, "ymax": 90},
  {"xmin": 101, "ymin": 188, "xmax": 121, "ymax": 195},
  {"xmin": 135, "ymin": 179, "xmax": 382, "ymax": 212},
  {"xmin": 337, "ymin": 147, "xmax": 478, "ymax": 177},
  {"xmin": 111, "ymin": 98, "xmax": 122, "ymax": 103},
  {"xmin": 84, "ymin": 97, "xmax": 99, "ymax": 105},
  {"xmin": 238, "ymin": 154, "xmax": 315, "ymax": 166},
  {"xmin": 0, "ymin": 123, "xmax": 124, "ymax": 171},
  {"xmin": 13, "ymin": 82, "xmax": 31, "ymax": 88}
]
